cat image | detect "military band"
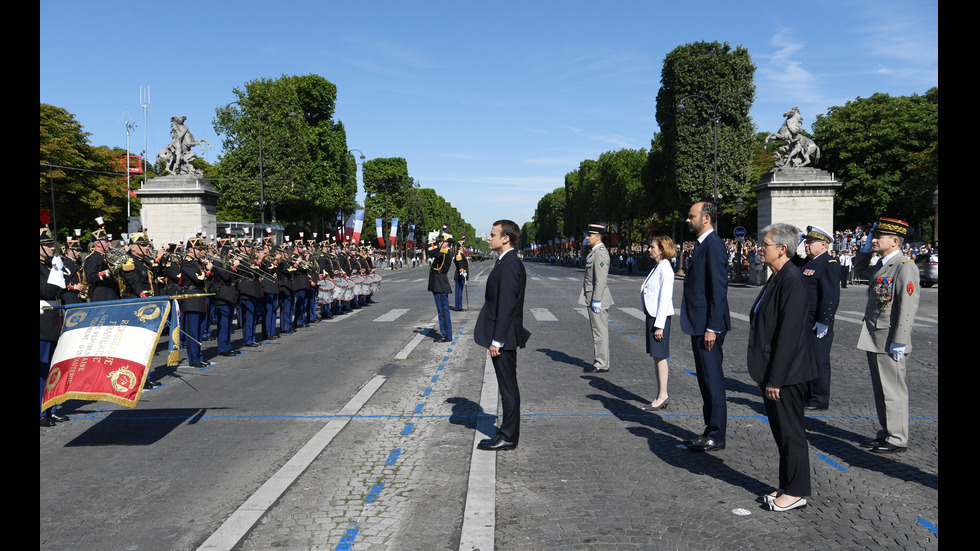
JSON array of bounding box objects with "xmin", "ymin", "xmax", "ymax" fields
[{"xmin": 39, "ymin": 218, "xmax": 387, "ymax": 427}]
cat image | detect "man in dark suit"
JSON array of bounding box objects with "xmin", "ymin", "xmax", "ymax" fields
[
  {"xmin": 680, "ymin": 202, "xmax": 731, "ymax": 452},
  {"xmin": 474, "ymin": 220, "xmax": 530, "ymax": 451}
]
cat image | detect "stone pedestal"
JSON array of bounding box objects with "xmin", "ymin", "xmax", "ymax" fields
[
  {"xmin": 751, "ymin": 167, "xmax": 841, "ymax": 236},
  {"xmin": 136, "ymin": 175, "xmax": 221, "ymax": 245}
]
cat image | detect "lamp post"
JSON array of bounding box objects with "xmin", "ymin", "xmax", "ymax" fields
[
  {"xmin": 676, "ymin": 92, "xmax": 753, "ymax": 210},
  {"xmin": 735, "ymin": 195, "xmax": 744, "ymax": 280},
  {"xmin": 221, "ymin": 101, "xmax": 297, "ymax": 225}
]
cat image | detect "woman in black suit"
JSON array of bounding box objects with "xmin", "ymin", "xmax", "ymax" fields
[{"xmin": 748, "ymin": 223, "xmax": 818, "ymax": 512}]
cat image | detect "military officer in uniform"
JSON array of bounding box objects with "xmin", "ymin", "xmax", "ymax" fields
[
  {"xmin": 427, "ymin": 234, "xmax": 454, "ymax": 342},
  {"xmin": 61, "ymin": 236, "xmax": 87, "ymax": 305},
  {"xmin": 792, "ymin": 225, "xmax": 840, "ymax": 410},
  {"xmin": 84, "ymin": 228, "xmax": 120, "ymax": 302},
  {"xmin": 40, "ymin": 227, "xmax": 68, "ymax": 426},
  {"xmin": 854, "ymin": 217, "xmax": 919, "ymax": 454},
  {"xmin": 181, "ymin": 238, "xmax": 213, "ymax": 367},
  {"xmin": 453, "ymin": 238, "xmax": 469, "ymax": 311},
  {"xmin": 578, "ymin": 223, "xmax": 614, "ymax": 372},
  {"xmin": 121, "ymin": 232, "xmax": 156, "ymax": 298}
]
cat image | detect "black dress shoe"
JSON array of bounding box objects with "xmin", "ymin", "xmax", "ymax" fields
[
  {"xmin": 860, "ymin": 438, "xmax": 884, "ymax": 448},
  {"xmin": 143, "ymin": 380, "xmax": 161, "ymax": 389},
  {"xmin": 804, "ymin": 404, "xmax": 828, "ymax": 411},
  {"xmin": 191, "ymin": 361, "xmax": 210, "ymax": 368},
  {"xmin": 689, "ymin": 438, "xmax": 725, "ymax": 452},
  {"xmin": 247, "ymin": 342, "xmax": 262, "ymax": 348},
  {"xmin": 870, "ymin": 442, "xmax": 907, "ymax": 454},
  {"xmin": 477, "ymin": 435, "xmax": 517, "ymax": 451},
  {"xmin": 51, "ymin": 413, "xmax": 70, "ymax": 422},
  {"xmin": 683, "ymin": 435, "xmax": 709, "ymax": 447},
  {"xmin": 40, "ymin": 416, "xmax": 56, "ymax": 427},
  {"xmin": 219, "ymin": 351, "xmax": 238, "ymax": 357}
]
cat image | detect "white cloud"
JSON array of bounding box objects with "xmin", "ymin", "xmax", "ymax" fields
[{"xmin": 759, "ymin": 27, "xmax": 819, "ymax": 103}]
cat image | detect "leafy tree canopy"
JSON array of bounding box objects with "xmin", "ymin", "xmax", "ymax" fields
[{"xmin": 811, "ymin": 88, "xmax": 938, "ymax": 226}]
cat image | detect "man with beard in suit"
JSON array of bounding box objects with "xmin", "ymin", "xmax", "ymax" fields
[
  {"xmin": 680, "ymin": 201, "xmax": 731, "ymax": 452},
  {"xmin": 474, "ymin": 220, "xmax": 530, "ymax": 451}
]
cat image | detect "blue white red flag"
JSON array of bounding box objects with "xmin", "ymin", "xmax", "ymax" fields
[{"xmin": 42, "ymin": 297, "xmax": 171, "ymax": 410}]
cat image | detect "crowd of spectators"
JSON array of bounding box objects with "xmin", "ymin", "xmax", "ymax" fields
[{"xmin": 523, "ymin": 223, "xmax": 936, "ymax": 286}]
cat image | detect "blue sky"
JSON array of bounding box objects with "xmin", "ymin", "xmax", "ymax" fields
[{"xmin": 40, "ymin": 1, "xmax": 938, "ymax": 239}]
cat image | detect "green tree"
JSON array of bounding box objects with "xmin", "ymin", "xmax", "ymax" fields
[
  {"xmin": 655, "ymin": 41, "xmax": 756, "ymax": 214},
  {"xmin": 597, "ymin": 148, "xmax": 647, "ymax": 245},
  {"xmin": 213, "ymin": 74, "xmax": 356, "ymax": 233},
  {"xmin": 532, "ymin": 187, "xmax": 566, "ymax": 247},
  {"xmin": 811, "ymin": 88, "xmax": 938, "ymax": 227},
  {"xmin": 40, "ymin": 103, "xmax": 128, "ymax": 238},
  {"xmin": 363, "ymin": 157, "xmax": 412, "ymax": 244}
]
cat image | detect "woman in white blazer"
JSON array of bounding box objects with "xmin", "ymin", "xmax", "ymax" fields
[{"xmin": 640, "ymin": 236, "xmax": 676, "ymax": 411}]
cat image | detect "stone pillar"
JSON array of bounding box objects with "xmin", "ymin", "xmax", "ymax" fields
[
  {"xmin": 751, "ymin": 167, "xmax": 841, "ymax": 237},
  {"xmin": 136, "ymin": 175, "xmax": 221, "ymax": 245}
]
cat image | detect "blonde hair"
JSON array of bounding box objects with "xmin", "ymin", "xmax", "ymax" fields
[{"xmin": 651, "ymin": 235, "xmax": 676, "ymax": 260}]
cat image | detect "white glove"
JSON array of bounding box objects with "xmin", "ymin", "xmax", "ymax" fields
[
  {"xmin": 51, "ymin": 255, "xmax": 65, "ymax": 271},
  {"xmin": 813, "ymin": 322, "xmax": 829, "ymax": 339},
  {"xmin": 889, "ymin": 343, "xmax": 906, "ymax": 362},
  {"xmin": 860, "ymin": 223, "xmax": 877, "ymax": 254},
  {"xmin": 590, "ymin": 300, "xmax": 601, "ymax": 313}
]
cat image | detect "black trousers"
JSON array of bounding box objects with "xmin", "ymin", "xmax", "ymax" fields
[
  {"xmin": 764, "ymin": 382, "xmax": 811, "ymax": 496},
  {"xmin": 493, "ymin": 349, "xmax": 520, "ymax": 443},
  {"xmin": 806, "ymin": 327, "xmax": 834, "ymax": 408}
]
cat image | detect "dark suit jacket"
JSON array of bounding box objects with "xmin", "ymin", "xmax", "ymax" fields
[
  {"xmin": 747, "ymin": 263, "xmax": 817, "ymax": 388},
  {"xmin": 680, "ymin": 230, "xmax": 731, "ymax": 335},
  {"xmin": 474, "ymin": 250, "xmax": 530, "ymax": 350}
]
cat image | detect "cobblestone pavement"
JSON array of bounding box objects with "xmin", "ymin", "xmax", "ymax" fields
[{"xmin": 40, "ymin": 261, "xmax": 938, "ymax": 550}]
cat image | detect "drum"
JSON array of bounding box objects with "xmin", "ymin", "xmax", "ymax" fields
[
  {"xmin": 369, "ymin": 273, "xmax": 382, "ymax": 292},
  {"xmin": 337, "ymin": 277, "xmax": 354, "ymax": 300},
  {"xmin": 350, "ymin": 274, "xmax": 365, "ymax": 296},
  {"xmin": 316, "ymin": 279, "xmax": 336, "ymax": 305}
]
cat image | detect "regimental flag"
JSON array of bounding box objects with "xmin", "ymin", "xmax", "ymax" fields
[
  {"xmin": 389, "ymin": 217, "xmax": 398, "ymax": 246},
  {"xmin": 42, "ymin": 297, "xmax": 171, "ymax": 410},
  {"xmin": 376, "ymin": 218, "xmax": 385, "ymax": 246}
]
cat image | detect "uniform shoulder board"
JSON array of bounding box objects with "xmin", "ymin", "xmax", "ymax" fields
[{"xmin": 828, "ymin": 258, "xmax": 838, "ymax": 264}]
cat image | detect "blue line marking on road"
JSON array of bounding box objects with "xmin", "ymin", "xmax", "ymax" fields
[
  {"xmin": 401, "ymin": 423, "xmax": 414, "ymax": 435},
  {"xmin": 447, "ymin": 347, "xmax": 453, "ymax": 352},
  {"xmin": 437, "ymin": 364, "xmax": 444, "ymax": 371},
  {"xmin": 443, "ymin": 356, "xmax": 450, "ymax": 362},
  {"xmin": 413, "ymin": 404, "xmax": 424, "ymax": 414},
  {"xmin": 916, "ymin": 517, "xmax": 938, "ymax": 535},
  {"xmin": 630, "ymin": 335, "xmax": 636, "ymax": 339},
  {"xmin": 385, "ymin": 448, "xmax": 402, "ymax": 466},
  {"xmin": 685, "ymin": 369, "xmax": 696, "ymax": 375},
  {"xmin": 364, "ymin": 481, "xmax": 384, "ymax": 502},
  {"xmin": 815, "ymin": 453, "xmax": 848, "ymax": 471},
  {"xmin": 334, "ymin": 523, "xmax": 358, "ymax": 551},
  {"xmin": 422, "ymin": 388, "xmax": 432, "ymax": 396},
  {"xmin": 432, "ymin": 375, "xmax": 439, "ymax": 383},
  {"xmin": 65, "ymin": 411, "xmax": 930, "ymax": 423}
]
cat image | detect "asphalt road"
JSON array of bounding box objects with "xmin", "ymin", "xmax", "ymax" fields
[{"xmin": 40, "ymin": 260, "xmax": 939, "ymax": 550}]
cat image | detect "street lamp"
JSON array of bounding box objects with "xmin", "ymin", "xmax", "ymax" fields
[
  {"xmin": 735, "ymin": 195, "xmax": 744, "ymax": 280},
  {"xmin": 221, "ymin": 101, "xmax": 297, "ymax": 225},
  {"xmin": 676, "ymin": 92, "xmax": 753, "ymax": 209}
]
